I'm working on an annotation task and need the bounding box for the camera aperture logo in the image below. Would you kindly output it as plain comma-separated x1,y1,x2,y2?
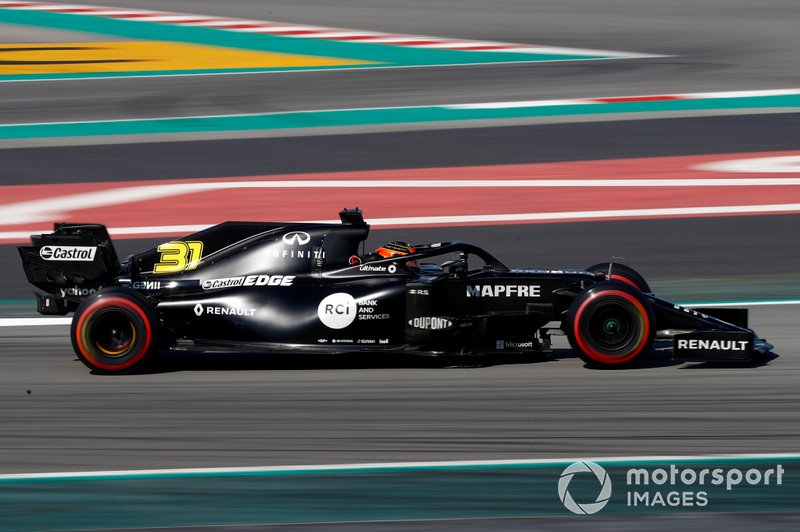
558,461,612,515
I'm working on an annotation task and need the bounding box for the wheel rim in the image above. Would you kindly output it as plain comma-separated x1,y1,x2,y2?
75,295,154,372
587,303,637,352
91,310,137,357
572,288,652,365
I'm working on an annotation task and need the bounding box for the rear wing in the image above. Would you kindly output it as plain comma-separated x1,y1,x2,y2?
17,224,119,314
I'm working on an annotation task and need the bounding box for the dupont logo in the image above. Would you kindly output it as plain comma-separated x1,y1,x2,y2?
282,231,311,246
39,246,97,262
408,317,453,330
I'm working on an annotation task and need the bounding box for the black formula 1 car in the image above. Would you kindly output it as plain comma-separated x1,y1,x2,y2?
18,208,773,373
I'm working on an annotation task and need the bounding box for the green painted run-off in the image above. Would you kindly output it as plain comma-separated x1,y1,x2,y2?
1,456,798,531
1,94,799,139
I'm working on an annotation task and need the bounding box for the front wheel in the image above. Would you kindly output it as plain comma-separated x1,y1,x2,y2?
565,281,655,368
585,262,650,293
70,288,159,374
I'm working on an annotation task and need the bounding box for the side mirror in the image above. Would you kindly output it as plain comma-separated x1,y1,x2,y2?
441,259,467,276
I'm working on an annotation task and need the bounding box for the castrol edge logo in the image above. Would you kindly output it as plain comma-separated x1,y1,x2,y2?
39,246,97,262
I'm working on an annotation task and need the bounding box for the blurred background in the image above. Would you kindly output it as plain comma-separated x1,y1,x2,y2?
1,1,799,529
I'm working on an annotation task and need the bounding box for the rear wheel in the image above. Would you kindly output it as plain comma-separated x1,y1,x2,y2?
565,281,654,368
70,288,159,374
585,262,650,293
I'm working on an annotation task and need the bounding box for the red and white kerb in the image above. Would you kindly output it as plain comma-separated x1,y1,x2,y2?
0,0,654,58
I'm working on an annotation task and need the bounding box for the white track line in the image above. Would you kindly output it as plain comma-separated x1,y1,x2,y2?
0,57,669,84
0,317,71,327
2,87,798,127
1,182,799,226
677,300,800,307
1,452,798,481
446,88,800,109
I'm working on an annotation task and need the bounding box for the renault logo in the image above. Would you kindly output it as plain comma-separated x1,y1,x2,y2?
193,303,204,316
282,231,311,246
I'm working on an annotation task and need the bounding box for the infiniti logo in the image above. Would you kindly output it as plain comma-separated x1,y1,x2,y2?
282,231,311,246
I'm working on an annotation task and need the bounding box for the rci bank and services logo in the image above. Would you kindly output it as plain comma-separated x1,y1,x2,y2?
558,461,612,515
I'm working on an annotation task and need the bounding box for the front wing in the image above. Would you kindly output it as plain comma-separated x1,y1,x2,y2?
649,296,773,362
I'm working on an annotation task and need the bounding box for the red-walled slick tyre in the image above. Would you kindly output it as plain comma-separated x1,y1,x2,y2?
585,262,651,293
565,281,655,368
70,288,159,374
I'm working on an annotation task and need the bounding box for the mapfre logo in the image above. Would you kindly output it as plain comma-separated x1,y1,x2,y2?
39,246,97,262
558,461,612,515
317,292,356,329
282,231,311,246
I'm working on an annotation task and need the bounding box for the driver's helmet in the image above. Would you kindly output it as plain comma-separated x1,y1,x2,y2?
375,241,418,268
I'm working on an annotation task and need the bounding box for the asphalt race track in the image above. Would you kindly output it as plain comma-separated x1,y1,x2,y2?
1,303,798,473
3,113,800,185
1,1,799,529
